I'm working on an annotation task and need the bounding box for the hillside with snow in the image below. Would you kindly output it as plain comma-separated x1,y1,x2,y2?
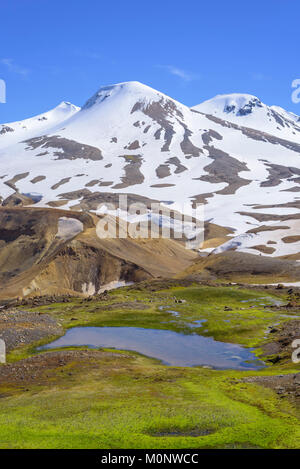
0,81,299,259
0,101,80,149
193,93,300,143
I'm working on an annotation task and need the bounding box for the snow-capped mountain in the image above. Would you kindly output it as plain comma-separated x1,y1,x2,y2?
0,101,80,149
0,81,299,258
193,93,300,143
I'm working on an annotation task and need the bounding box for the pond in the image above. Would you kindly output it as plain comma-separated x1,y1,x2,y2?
41,326,264,370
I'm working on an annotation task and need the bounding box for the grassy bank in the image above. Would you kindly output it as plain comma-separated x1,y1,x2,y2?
0,283,299,448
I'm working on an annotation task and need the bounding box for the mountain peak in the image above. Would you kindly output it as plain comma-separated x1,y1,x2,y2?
192,92,300,142
56,101,80,112
193,93,263,117
81,81,180,112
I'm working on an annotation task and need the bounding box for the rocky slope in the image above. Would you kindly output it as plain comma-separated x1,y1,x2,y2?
0,207,197,300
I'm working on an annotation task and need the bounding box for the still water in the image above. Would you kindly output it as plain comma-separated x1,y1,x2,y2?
42,326,264,370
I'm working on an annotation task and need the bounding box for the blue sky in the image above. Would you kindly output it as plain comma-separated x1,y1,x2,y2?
0,0,300,122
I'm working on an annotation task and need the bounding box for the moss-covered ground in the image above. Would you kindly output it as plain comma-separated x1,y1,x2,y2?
0,283,299,448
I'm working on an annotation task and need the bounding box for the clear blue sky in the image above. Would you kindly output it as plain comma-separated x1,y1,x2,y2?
1,0,300,122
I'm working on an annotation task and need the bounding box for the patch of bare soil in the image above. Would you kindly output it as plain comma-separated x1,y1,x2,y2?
249,245,276,255
0,350,130,387
262,319,300,362
0,310,63,351
181,251,300,283
245,373,300,402
245,319,300,404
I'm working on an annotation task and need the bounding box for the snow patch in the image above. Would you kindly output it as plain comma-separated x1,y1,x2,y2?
56,217,83,241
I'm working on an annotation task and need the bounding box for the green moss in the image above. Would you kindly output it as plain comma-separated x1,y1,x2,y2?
0,354,299,448
1,283,299,448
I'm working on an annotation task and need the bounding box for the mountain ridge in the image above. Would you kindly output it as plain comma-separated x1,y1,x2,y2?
0,81,299,261
0,101,80,149
193,92,300,143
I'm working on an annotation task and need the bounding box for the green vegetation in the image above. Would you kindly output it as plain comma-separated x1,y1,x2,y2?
0,283,299,449
19,284,290,348
0,353,300,449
